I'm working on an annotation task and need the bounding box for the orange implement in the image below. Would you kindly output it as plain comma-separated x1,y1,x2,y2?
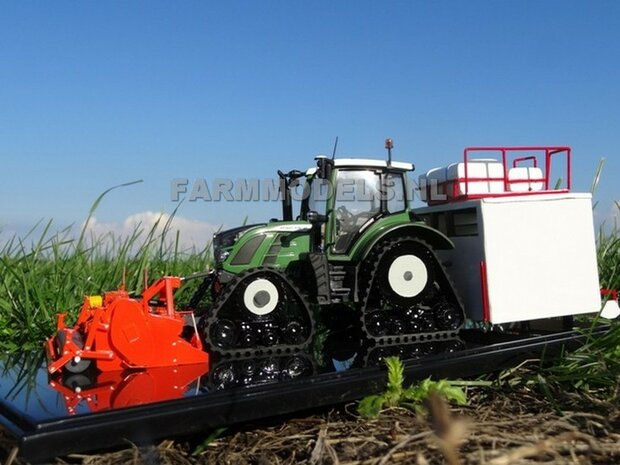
46,277,209,375
49,363,209,415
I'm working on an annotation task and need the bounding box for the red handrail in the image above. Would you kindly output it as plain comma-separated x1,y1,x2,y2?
463,146,571,196
424,146,572,205
513,156,538,168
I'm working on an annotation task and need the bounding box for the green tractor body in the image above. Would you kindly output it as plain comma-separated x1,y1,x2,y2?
202,147,465,357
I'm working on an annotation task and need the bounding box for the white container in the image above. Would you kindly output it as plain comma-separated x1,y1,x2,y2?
416,192,602,323
419,159,505,202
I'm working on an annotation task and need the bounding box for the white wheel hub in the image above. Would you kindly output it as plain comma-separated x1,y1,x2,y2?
243,278,279,315
387,254,428,298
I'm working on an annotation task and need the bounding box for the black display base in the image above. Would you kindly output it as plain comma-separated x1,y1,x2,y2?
0,326,606,463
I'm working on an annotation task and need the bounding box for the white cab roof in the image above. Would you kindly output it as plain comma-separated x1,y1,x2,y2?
334,158,413,170
306,158,413,175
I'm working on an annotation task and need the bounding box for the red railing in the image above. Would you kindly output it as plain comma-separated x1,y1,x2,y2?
464,146,571,194
425,146,571,204
513,155,538,168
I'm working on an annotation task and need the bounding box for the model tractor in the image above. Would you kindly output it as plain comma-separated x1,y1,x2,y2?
193,139,466,358
47,141,617,373
195,142,616,358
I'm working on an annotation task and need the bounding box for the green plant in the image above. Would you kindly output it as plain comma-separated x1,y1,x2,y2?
597,204,620,293
192,427,227,456
357,356,467,418
0,184,214,352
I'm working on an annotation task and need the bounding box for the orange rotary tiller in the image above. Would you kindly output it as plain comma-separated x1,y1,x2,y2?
46,276,209,375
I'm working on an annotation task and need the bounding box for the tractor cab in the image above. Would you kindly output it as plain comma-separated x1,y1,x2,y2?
299,154,414,255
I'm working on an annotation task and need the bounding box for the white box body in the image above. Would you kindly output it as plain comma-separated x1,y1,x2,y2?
416,193,602,324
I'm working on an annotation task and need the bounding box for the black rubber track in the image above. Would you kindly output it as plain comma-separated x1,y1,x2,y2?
359,237,466,346
203,267,315,358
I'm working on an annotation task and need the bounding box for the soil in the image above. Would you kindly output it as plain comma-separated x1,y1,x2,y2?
4,384,618,465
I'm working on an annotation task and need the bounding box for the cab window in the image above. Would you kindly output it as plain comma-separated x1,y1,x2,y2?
385,172,406,213
332,170,381,253
307,177,329,216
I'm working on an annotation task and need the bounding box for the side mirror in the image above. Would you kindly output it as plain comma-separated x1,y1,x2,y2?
288,169,304,179
307,211,327,224
315,156,334,180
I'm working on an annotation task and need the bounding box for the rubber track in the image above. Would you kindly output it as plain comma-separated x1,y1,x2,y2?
363,339,465,367
359,237,466,346
204,267,316,359
207,352,317,390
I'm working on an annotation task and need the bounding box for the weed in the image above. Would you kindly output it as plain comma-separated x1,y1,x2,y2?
357,356,467,418
192,427,227,456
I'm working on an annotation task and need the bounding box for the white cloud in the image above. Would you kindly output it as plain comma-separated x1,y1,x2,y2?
594,202,620,234
82,211,219,252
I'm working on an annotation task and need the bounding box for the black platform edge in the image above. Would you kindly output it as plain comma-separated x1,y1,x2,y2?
2,326,608,463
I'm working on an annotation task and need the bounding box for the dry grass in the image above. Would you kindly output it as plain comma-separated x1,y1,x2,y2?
191,391,620,465
2,387,615,465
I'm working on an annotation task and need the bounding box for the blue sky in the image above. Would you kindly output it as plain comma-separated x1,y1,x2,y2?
1,1,619,245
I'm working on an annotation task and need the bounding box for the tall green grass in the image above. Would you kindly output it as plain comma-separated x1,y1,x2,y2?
591,159,619,292
0,188,213,352
597,204,620,293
